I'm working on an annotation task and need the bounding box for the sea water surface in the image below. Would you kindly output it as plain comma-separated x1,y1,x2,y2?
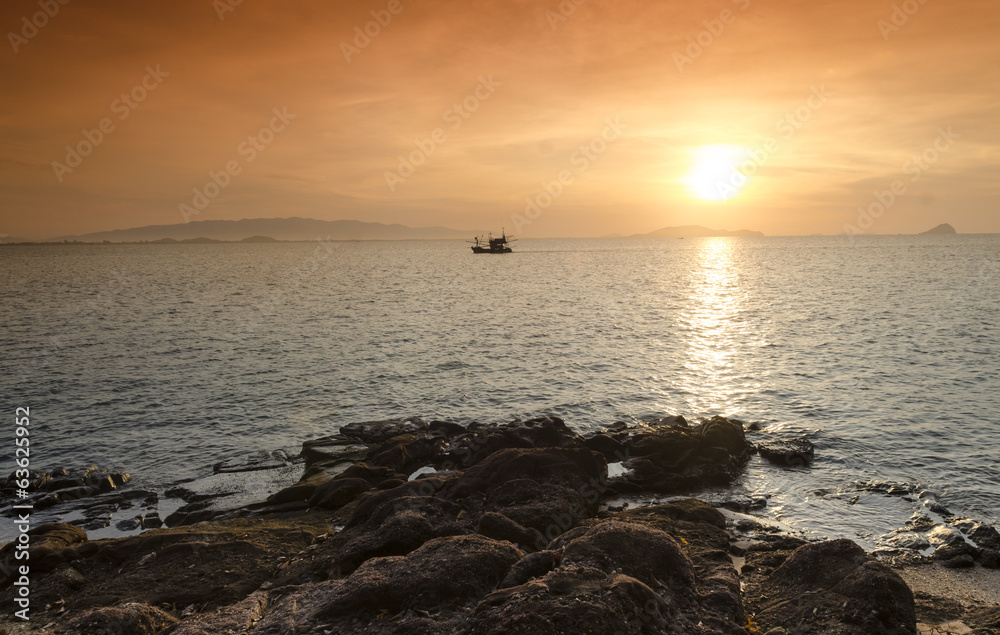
2,235,998,546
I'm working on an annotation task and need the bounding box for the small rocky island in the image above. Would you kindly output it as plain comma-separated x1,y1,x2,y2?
2,416,998,634
919,223,957,235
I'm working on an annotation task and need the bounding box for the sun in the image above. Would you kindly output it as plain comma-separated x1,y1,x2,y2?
682,144,751,201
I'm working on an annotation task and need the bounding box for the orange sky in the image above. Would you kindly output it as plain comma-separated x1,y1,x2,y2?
1,0,998,239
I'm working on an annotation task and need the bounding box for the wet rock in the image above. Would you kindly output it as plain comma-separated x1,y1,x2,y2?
340,416,429,444
141,512,162,529
616,416,752,493
967,522,1000,551
438,416,584,470
58,602,178,634
928,525,967,549
165,486,198,501
933,542,979,562
213,449,290,474
757,437,815,467
884,532,931,551
748,539,916,635
115,517,142,531
583,433,626,461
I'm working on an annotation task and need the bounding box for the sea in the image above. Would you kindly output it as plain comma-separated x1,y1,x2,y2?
2,234,998,547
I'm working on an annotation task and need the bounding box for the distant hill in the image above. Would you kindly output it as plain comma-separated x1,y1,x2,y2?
45,217,473,243
629,225,764,238
919,223,957,235
240,235,280,243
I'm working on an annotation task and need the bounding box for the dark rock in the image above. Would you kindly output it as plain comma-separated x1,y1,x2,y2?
334,494,470,575
367,432,447,474
164,486,197,501
440,417,584,469
308,476,373,510
968,522,1000,551
471,568,678,635
0,523,88,588
58,603,178,634
748,539,916,635
559,520,695,590
757,437,815,467
315,535,523,620
340,416,429,444
933,542,978,561
583,433,626,461
471,514,745,634
478,511,545,551
115,517,142,531
141,513,162,529
980,548,1000,569
427,420,467,436
617,415,752,493
213,449,289,474
498,550,560,588
447,447,607,539
941,554,976,568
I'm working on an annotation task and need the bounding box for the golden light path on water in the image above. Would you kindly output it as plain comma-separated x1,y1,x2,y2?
676,238,752,415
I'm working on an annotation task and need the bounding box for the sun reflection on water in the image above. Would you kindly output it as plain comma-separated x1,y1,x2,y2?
677,238,751,414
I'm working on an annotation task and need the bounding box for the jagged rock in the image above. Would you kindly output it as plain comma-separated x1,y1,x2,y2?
757,437,815,467
469,513,745,634
967,522,1000,551
448,447,607,539
615,416,752,492
748,539,916,634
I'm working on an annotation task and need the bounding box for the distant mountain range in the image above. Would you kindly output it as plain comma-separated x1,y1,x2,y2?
627,225,765,238
39,218,474,243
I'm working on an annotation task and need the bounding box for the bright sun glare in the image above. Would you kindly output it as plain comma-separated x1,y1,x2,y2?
683,144,751,201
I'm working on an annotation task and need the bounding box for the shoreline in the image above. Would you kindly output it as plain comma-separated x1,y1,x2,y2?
2,416,998,633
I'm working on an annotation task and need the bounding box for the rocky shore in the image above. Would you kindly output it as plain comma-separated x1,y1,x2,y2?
2,415,998,634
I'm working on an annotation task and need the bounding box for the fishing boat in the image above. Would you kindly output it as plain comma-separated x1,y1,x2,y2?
470,229,515,253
